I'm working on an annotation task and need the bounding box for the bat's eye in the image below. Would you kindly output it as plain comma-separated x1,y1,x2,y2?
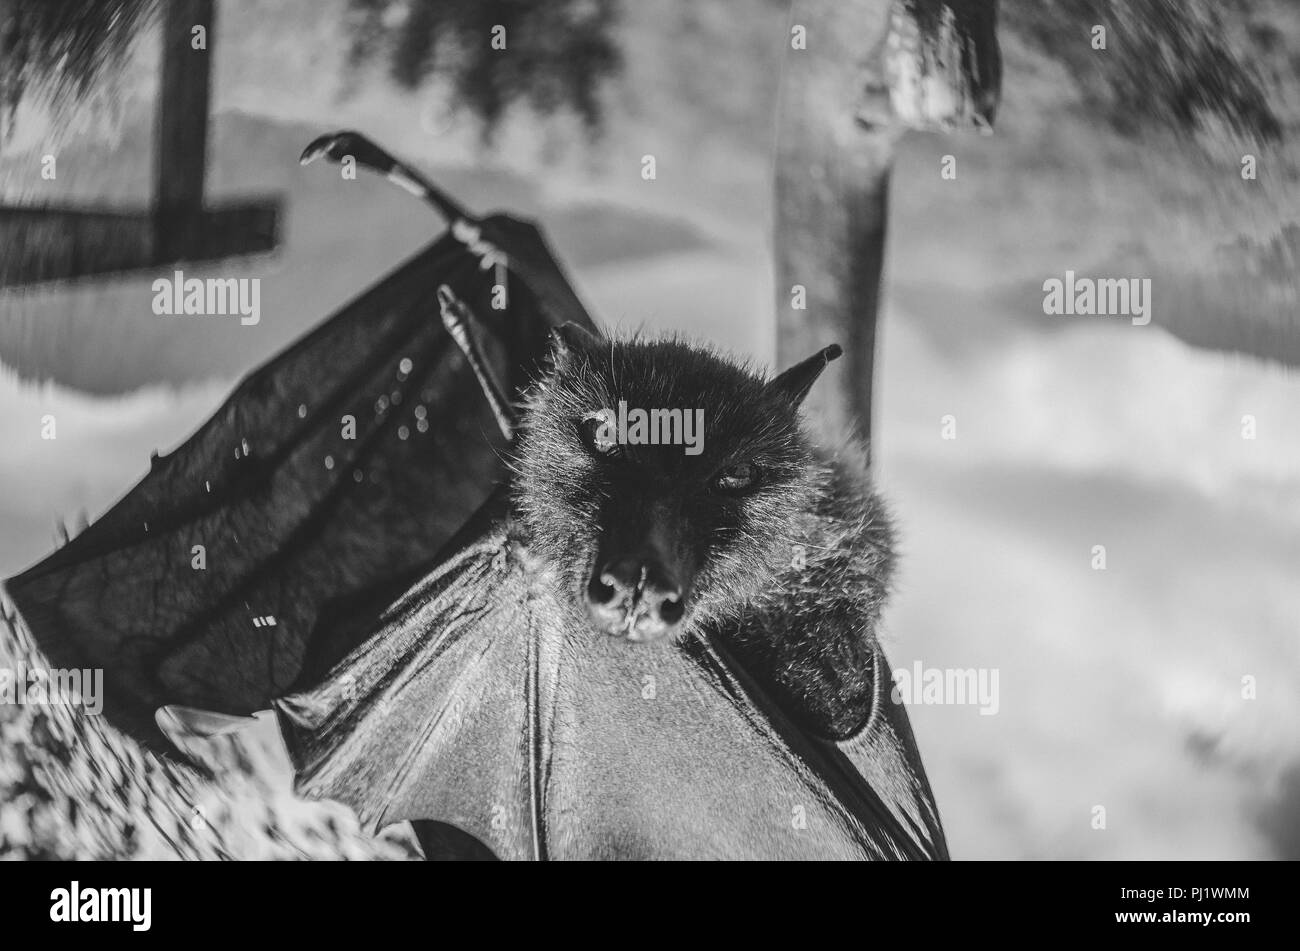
713,461,760,494
577,411,620,457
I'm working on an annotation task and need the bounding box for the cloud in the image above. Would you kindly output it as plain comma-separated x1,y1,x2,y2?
0,367,229,576
876,306,1300,858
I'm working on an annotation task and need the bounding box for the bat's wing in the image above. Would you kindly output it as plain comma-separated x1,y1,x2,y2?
277,513,946,860
824,652,949,859
4,210,597,749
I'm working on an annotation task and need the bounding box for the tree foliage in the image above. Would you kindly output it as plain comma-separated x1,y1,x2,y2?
0,0,157,143
2,1,1286,148
343,0,622,138
1005,0,1284,140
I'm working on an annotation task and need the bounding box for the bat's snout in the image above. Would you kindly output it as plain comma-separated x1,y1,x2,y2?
585,554,686,644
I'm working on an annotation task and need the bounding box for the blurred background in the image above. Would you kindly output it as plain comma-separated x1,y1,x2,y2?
0,0,1297,859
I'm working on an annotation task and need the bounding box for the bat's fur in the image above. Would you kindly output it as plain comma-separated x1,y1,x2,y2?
510,329,895,740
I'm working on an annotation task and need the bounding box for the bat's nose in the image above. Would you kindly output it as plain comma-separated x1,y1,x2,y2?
586,556,685,642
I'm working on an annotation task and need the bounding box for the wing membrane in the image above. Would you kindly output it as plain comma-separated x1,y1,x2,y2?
7,219,596,748
278,521,946,860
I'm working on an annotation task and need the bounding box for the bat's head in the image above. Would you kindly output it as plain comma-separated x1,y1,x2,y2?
513,325,841,644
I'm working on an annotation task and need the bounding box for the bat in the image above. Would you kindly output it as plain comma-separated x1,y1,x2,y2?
7,131,947,860
276,315,948,860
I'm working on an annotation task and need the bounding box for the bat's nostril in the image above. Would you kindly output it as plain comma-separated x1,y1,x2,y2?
658,597,684,626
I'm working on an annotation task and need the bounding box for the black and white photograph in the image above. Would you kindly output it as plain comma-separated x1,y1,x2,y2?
0,0,1294,914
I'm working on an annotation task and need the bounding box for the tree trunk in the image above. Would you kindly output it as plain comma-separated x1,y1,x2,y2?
775,0,1001,453
154,0,214,261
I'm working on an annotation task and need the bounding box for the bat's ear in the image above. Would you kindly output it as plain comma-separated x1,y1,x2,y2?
549,322,602,365
767,344,842,407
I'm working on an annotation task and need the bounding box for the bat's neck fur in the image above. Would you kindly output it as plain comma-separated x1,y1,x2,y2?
723,441,894,739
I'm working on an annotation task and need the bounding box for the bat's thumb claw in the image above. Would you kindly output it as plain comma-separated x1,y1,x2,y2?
299,133,340,166
299,130,372,166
